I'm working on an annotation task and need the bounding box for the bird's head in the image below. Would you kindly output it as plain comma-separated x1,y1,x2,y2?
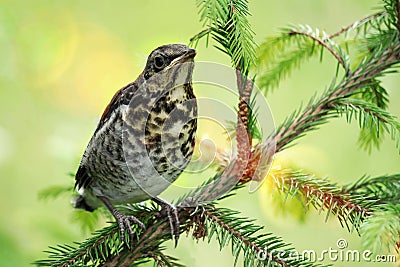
143,44,196,81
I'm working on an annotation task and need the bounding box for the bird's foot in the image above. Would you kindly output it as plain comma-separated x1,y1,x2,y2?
114,209,145,241
152,197,180,247
99,196,145,242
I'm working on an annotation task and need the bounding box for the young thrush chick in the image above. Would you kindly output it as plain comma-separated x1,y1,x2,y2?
73,44,197,244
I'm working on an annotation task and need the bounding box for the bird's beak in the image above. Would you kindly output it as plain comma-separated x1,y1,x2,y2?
168,48,197,68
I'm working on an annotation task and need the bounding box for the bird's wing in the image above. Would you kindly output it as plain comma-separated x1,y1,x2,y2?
75,81,139,190
95,81,137,132
74,164,90,190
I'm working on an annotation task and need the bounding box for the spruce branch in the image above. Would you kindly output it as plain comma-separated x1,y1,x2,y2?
360,203,400,253
256,11,392,93
202,206,325,267
344,174,400,204
236,70,254,180
383,0,400,30
256,23,352,94
269,39,400,153
333,97,400,150
265,167,400,251
191,0,257,74
148,250,185,267
34,204,157,267
36,204,325,267
288,26,349,72
356,79,389,109
329,12,387,39
256,31,319,93
101,219,178,266
191,0,258,161
34,225,120,266
266,168,370,232
351,79,390,151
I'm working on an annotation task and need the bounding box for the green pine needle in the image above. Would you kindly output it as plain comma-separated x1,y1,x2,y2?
360,203,400,253
344,174,400,204
333,97,400,153
203,206,326,267
192,0,256,74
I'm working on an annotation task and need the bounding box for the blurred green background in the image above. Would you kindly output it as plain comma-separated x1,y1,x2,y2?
0,0,399,266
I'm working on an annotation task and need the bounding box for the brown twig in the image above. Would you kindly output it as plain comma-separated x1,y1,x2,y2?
329,12,385,39
289,29,348,72
283,174,369,230
235,69,253,181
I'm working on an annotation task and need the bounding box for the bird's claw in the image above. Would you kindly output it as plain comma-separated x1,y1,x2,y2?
153,197,180,247
114,211,145,241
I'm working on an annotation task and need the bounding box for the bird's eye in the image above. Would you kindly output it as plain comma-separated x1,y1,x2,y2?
154,55,165,69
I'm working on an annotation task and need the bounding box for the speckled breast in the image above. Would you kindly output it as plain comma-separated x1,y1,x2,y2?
120,82,197,202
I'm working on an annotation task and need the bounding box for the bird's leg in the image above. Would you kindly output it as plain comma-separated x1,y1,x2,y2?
152,197,180,247
99,196,145,241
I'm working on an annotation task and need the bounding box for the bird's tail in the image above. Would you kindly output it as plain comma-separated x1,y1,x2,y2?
72,195,96,212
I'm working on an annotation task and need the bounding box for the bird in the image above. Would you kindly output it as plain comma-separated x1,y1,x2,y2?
72,44,197,244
